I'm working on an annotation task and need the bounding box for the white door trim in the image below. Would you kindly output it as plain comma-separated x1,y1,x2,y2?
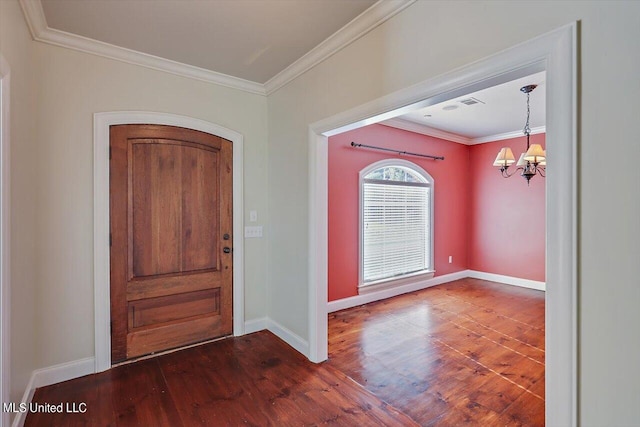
308,24,577,426
0,53,12,427
94,111,245,373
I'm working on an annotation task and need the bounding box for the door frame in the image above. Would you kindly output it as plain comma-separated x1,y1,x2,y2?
94,111,245,372
308,24,577,425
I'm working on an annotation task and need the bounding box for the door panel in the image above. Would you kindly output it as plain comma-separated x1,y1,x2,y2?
181,143,219,271
127,289,220,329
126,274,221,301
110,124,232,363
126,316,222,359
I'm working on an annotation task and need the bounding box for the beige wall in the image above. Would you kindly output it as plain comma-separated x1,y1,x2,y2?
267,1,640,425
0,0,39,412
32,44,269,369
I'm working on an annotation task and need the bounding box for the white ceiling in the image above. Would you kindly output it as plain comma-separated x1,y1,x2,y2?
392,71,546,143
40,0,377,84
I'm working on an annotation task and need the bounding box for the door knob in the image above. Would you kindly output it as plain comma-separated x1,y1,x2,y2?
223,247,231,254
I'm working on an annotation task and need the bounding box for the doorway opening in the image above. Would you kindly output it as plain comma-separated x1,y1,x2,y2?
327,70,547,307
325,70,547,424
308,24,577,425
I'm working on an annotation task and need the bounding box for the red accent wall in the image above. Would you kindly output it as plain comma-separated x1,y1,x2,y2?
328,124,470,301
328,125,546,302
468,134,546,282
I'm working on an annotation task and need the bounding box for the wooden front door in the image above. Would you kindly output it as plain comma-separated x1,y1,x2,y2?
110,124,233,363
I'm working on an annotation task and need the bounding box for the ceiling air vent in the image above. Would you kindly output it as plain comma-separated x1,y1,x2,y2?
458,97,485,106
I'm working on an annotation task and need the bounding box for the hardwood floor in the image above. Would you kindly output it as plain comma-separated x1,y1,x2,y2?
25,331,416,426
26,278,544,426
328,278,545,426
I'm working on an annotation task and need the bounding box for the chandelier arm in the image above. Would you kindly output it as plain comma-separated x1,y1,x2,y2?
537,167,546,178
501,166,524,178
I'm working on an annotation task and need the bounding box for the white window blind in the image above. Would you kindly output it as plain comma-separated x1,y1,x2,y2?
363,178,431,283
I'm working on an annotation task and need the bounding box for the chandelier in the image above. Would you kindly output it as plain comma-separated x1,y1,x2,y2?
493,84,545,184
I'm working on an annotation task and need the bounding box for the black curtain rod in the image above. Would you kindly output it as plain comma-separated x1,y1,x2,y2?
350,142,444,161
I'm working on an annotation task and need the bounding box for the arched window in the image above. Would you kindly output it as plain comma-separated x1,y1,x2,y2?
359,159,434,291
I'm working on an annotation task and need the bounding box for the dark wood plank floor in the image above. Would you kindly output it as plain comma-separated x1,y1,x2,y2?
26,278,544,426
328,278,545,426
26,331,417,426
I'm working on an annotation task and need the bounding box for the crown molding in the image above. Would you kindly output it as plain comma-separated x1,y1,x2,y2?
18,0,47,38
19,0,415,97
18,0,266,96
382,118,546,145
264,0,416,95
471,125,546,144
381,118,472,145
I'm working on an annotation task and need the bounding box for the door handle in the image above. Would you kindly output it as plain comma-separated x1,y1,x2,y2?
223,247,231,254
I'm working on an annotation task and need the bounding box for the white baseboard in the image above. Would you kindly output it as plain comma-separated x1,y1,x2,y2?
265,319,310,358
327,269,546,313
11,374,35,427
244,317,268,334
32,357,95,389
327,270,469,313
11,357,95,427
244,316,309,359
466,270,546,291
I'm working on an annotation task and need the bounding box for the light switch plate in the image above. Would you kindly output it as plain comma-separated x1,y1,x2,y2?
244,226,263,238
249,210,257,222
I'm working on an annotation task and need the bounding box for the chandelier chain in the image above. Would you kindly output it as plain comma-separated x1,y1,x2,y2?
523,91,531,136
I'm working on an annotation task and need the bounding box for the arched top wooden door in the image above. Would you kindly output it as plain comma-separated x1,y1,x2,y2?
110,124,233,363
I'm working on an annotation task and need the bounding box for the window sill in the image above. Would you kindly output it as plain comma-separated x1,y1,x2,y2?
358,270,435,295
